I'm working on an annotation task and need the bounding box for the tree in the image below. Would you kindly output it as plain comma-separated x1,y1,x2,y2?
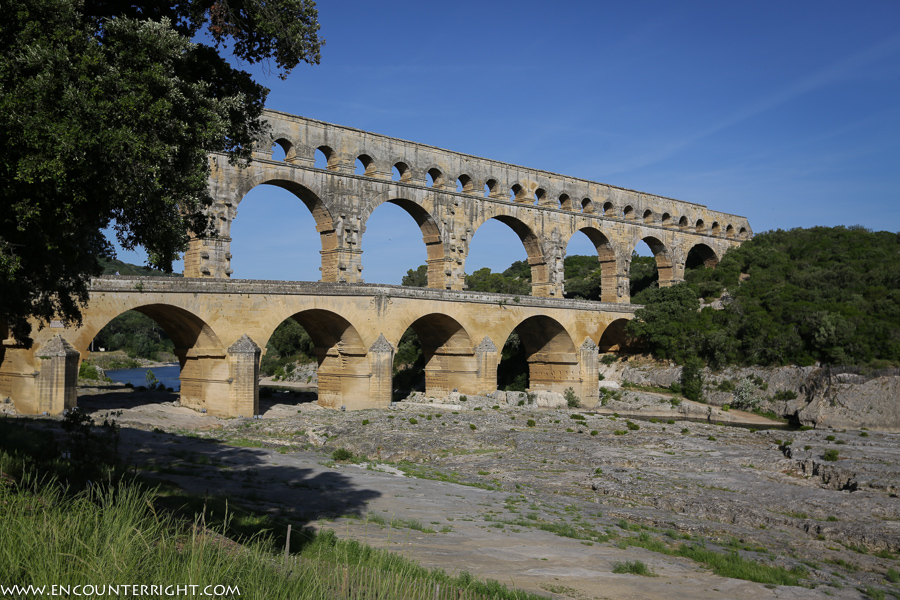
1,0,323,343
401,265,428,287
465,267,531,295
625,284,703,363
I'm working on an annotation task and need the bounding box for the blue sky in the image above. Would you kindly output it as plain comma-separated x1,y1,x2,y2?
112,1,900,284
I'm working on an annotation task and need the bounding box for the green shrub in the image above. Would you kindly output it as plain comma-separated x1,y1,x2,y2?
862,586,886,600
408,418,418,425
860,431,869,437
594,468,603,475
886,568,900,583
625,421,639,431
716,379,736,392
564,387,581,408
731,378,760,410
569,413,586,421
78,362,102,381
590,430,598,436
459,395,467,402
613,430,627,436
526,419,536,427
612,560,654,576
469,424,477,431
773,390,798,401
144,370,166,392
826,435,836,441
680,428,690,435
680,356,704,402
708,435,716,441
600,354,617,365
332,448,353,461
361,419,370,426
823,449,839,461
667,419,675,424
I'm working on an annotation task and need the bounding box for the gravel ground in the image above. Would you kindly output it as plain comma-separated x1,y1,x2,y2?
16,385,898,600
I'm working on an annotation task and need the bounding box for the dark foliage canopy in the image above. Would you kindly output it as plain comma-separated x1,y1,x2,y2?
628,226,900,369
1,0,322,343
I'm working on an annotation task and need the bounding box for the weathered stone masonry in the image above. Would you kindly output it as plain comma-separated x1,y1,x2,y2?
188,108,752,303
1,109,751,417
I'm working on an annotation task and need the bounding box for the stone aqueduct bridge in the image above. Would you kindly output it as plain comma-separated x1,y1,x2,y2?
1,109,751,417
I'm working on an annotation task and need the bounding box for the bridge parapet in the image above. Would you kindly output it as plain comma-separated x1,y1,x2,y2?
88,277,638,313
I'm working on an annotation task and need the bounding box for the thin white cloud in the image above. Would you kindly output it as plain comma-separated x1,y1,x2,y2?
599,32,900,178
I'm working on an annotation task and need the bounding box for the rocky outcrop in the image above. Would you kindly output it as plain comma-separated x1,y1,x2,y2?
602,358,900,432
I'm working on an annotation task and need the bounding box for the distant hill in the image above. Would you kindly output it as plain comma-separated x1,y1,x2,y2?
99,258,182,277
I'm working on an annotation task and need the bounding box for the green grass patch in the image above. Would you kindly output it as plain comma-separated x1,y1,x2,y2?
612,560,655,576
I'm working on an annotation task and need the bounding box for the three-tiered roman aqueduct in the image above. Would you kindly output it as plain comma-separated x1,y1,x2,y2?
0,109,751,417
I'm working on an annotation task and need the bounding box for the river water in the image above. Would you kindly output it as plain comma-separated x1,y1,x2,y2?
105,364,181,391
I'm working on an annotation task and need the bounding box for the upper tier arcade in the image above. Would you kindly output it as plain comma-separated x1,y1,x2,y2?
187,109,751,302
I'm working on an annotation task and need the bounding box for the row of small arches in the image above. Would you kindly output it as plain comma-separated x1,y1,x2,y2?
269,139,749,239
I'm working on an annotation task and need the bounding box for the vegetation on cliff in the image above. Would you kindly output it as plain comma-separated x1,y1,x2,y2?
629,226,900,369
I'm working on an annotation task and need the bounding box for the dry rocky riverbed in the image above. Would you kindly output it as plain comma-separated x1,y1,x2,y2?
13,384,900,600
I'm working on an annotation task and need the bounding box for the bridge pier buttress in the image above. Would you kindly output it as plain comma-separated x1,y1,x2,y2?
0,336,79,415
177,347,232,415
474,337,500,394
226,335,261,418
317,343,373,410
578,338,601,408
527,352,582,398
366,335,394,409
424,350,478,397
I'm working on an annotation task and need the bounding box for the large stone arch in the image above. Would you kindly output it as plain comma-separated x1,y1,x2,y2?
1,303,257,417
359,195,447,288
80,304,229,413
597,318,638,353
399,313,476,396
263,309,373,410
567,226,623,303
467,213,552,297
503,315,580,395
685,242,720,270
232,177,340,280
631,235,675,289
